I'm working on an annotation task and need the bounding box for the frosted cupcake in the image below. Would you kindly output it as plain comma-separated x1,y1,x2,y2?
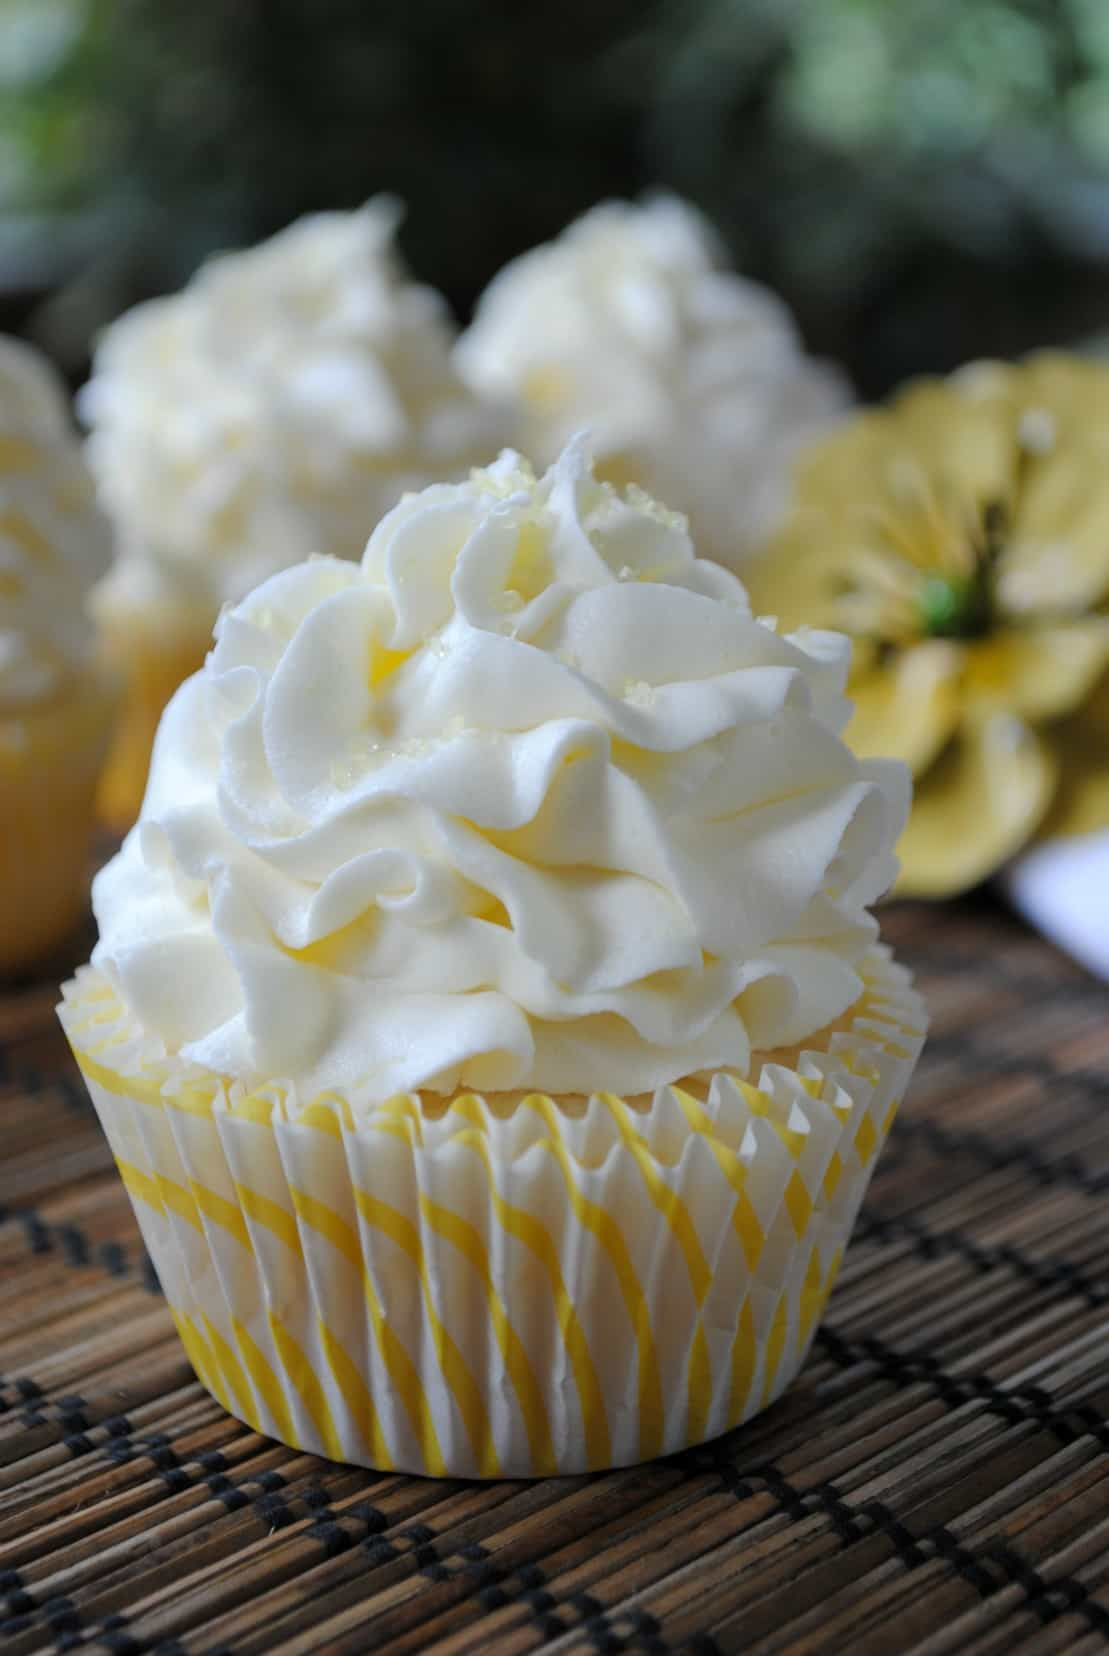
82,198,506,828
60,441,926,1475
457,196,848,570
0,336,115,974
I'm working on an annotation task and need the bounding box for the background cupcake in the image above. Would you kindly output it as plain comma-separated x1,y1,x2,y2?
81,197,508,829
61,441,925,1475
456,195,849,571
0,335,115,973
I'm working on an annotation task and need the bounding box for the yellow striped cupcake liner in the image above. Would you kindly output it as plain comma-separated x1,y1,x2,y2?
58,946,926,1476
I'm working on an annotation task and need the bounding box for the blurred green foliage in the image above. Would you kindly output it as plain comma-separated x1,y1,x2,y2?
3,0,1109,391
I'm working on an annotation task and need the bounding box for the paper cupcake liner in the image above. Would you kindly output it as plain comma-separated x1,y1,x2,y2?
59,947,926,1476
1,670,116,974
94,604,210,833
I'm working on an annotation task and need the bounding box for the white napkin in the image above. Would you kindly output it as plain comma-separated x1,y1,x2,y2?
1003,830,1109,980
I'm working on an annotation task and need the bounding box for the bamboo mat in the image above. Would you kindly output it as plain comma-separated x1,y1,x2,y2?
2,897,1109,1655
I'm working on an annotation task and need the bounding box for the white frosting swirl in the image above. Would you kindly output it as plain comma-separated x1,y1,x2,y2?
81,198,506,612
92,440,906,1102
457,195,849,566
0,335,111,709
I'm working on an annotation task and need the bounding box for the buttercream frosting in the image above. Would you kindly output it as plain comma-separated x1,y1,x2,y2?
91,440,907,1101
0,335,111,709
456,195,848,567
81,198,506,613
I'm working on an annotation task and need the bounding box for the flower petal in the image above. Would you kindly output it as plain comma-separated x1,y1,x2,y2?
884,374,1016,511
962,620,1109,722
1037,672,1109,842
999,457,1109,614
847,640,963,775
745,512,846,632
896,716,1057,898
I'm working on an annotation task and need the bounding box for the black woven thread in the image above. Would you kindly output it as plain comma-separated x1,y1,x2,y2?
0,1384,119,1439
0,1369,91,1435
888,1113,1109,1196
356,1518,667,1649
19,1209,52,1255
355,1513,666,1649
683,1448,1109,1639
2,1468,304,1634
880,992,1108,1178
816,1326,1109,1449
0,1053,92,1118
909,1030,1109,1127
2,1463,331,1629
0,1204,160,1292
1,1469,656,1653
987,1544,1109,1634
0,1451,303,1626
53,1620,236,1656
854,1209,1109,1308
1,1602,134,1650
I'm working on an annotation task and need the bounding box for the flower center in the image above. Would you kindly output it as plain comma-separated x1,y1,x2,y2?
835,495,1005,648
916,496,1006,640
918,569,992,640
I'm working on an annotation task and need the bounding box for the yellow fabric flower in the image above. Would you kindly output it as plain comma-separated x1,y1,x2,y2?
749,354,1109,898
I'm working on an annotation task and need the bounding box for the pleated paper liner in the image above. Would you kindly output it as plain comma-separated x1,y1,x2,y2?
58,946,926,1477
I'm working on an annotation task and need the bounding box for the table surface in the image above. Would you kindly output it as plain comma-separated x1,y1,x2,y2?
2,897,1108,1656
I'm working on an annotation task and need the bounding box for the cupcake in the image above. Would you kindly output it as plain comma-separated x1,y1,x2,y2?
60,441,926,1475
81,197,507,829
0,335,115,975
456,195,848,570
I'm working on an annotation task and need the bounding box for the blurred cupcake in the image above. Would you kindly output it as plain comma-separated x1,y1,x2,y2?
456,195,848,569
60,441,925,1475
0,336,115,973
749,354,1109,898
82,197,507,829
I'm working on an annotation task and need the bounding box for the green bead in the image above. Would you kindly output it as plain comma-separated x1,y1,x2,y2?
918,574,989,639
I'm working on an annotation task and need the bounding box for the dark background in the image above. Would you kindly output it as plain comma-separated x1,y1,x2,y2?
4,0,1109,394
